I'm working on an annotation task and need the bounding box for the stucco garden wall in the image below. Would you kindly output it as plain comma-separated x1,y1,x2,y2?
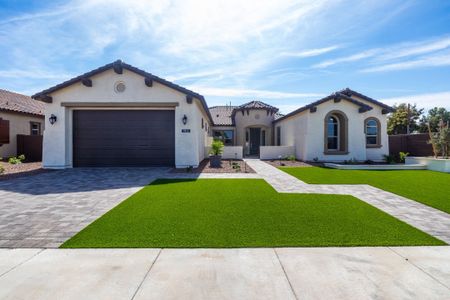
260,146,295,160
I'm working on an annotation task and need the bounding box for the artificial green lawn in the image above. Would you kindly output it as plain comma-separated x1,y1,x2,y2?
280,167,450,214
61,179,444,248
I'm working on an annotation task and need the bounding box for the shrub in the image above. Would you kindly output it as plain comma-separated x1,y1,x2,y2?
344,158,359,165
285,155,296,161
209,140,224,156
399,152,409,163
383,154,396,164
8,154,25,165
0,164,4,174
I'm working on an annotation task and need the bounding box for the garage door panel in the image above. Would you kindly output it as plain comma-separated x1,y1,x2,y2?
73,110,175,167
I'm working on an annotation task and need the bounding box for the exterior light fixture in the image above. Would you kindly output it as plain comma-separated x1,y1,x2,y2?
49,114,57,125
182,114,188,125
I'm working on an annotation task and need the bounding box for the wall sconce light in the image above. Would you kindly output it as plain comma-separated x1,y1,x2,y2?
49,114,57,125
182,114,188,125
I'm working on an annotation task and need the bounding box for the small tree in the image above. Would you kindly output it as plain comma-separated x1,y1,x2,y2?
428,120,450,158
210,139,224,156
387,103,423,135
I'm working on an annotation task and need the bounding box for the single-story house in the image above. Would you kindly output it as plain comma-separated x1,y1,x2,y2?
32,60,394,168
0,89,44,158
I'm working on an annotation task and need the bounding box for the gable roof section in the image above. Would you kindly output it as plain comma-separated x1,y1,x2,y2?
0,89,44,116
274,91,383,123
339,88,395,112
31,60,213,123
209,106,237,126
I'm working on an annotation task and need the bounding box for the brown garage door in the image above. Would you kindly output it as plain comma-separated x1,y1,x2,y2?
73,110,175,167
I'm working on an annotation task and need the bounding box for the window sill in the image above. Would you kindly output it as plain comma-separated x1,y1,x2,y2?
323,151,349,155
366,145,382,149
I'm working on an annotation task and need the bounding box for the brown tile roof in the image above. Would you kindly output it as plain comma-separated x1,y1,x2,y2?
0,89,44,116
209,106,237,125
237,100,279,111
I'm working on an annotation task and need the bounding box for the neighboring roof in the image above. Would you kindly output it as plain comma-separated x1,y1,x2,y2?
211,101,281,126
274,89,394,123
0,89,44,116
31,60,213,123
209,106,237,126
273,112,284,121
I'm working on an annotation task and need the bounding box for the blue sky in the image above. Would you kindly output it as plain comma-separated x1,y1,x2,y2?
0,0,449,114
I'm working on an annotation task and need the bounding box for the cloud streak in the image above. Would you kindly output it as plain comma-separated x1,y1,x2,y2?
314,35,450,72
281,45,340,58
188,86,324,99
382,91,450,110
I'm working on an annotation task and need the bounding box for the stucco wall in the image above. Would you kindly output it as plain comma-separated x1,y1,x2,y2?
260,146,295,160
0,111,44,158
274,97,389,162
42,68,208,168
275,112,309,160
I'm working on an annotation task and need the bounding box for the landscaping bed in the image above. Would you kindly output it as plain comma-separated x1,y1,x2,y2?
0,161,48,180
171,159,255,173
61,179,444,248
280,167,450,214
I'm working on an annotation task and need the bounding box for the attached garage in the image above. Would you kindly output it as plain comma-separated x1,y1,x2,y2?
32,60,213,169
73,110,175,167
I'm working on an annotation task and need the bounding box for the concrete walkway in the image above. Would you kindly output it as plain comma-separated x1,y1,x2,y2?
245,159,450,244
0,247,448,299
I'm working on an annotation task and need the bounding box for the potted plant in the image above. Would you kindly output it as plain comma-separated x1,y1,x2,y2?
209,140,224,168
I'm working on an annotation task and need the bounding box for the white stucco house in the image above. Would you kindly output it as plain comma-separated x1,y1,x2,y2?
32,60,394,168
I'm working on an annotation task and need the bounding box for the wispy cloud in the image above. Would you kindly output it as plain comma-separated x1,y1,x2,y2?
314,35,450,71
362,51,450,72
281,45,340,58
0,69,72,79
188,86,323,99
313,49,377,68
382,91,450,110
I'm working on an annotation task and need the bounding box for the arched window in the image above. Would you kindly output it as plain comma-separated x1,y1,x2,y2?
327,116,339,150
324,111,348,153
365,118,381,147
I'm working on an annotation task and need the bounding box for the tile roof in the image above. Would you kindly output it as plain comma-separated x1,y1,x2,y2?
209,106,237,125
0,89,44,116
273,112,284,120
237,100,279,111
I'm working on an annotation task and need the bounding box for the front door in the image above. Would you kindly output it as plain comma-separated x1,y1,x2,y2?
249,128,261,155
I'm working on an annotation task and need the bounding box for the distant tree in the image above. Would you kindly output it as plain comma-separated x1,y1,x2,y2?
387,103,424,135
418,107,450,133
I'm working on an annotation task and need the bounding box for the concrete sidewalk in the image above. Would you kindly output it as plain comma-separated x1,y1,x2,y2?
0,247,448,299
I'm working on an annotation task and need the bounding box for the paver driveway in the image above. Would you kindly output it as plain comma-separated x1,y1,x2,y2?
0,168,168,248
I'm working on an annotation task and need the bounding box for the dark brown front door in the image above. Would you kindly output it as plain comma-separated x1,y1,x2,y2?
73,110,175,167
249,128,261,155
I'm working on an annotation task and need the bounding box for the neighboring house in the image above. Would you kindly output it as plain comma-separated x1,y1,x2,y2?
32,60,394,168
0,89,44,158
